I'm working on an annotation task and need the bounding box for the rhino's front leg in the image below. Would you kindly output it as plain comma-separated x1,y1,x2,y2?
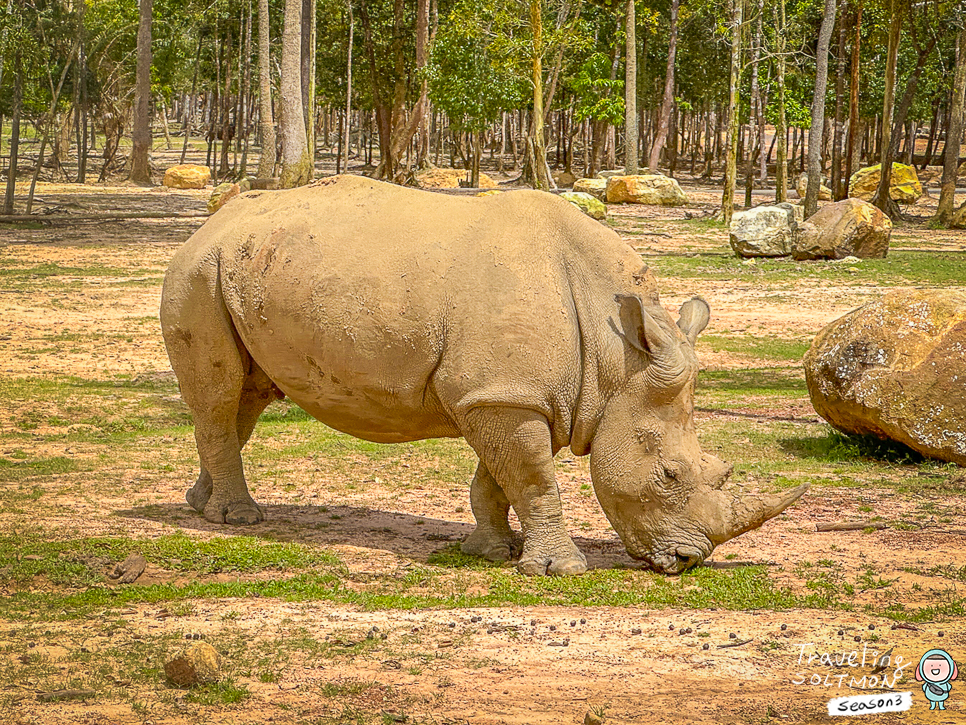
463,408,587,576
461,462,522,562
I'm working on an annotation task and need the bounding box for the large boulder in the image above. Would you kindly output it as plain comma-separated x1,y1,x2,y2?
804,289,966,465
791,198,891,260
605,175,688,206
795,173,832,201
573,178,608,200
415,168,496,189
207,182,241,213
848,163,922,203
560,191,607,221
728,203,802,258
163,164,212,190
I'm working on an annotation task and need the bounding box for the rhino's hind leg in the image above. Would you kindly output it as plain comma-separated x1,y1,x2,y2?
162,266,275,526
461,462,522,562
463,408,587,576
184,372,279,515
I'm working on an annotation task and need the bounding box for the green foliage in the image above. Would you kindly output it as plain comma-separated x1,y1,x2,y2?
427,0,526,133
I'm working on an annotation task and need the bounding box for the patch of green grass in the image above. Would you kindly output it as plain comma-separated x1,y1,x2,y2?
781,429,925,465
0,456,79,482
653,250,966,287
0,530,345,587
700,334,810,362
183,679,250,705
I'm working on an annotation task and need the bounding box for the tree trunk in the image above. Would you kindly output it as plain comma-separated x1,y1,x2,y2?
721,0,742,225
301,0,317,175
804,0,836,218
647,0,678,172
181,34,203,164
624,0,638,174
831,11,847,199
239,0,254,177
342,1,354,173
2,53,21,215
130,0,154,184
744,0,763,208
845,1,862,187
525,0,553,189
871,2,902,218
936,27,966,225
256,0,277,178
280,0,311,187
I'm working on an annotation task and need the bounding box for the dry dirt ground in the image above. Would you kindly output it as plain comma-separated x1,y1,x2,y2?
2,177,966,725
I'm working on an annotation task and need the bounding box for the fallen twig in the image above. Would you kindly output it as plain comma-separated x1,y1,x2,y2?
816,522,888,532
717,637,753,649
37,689,95,702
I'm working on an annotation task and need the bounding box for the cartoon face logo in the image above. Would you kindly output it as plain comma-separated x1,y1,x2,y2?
916,649,958,711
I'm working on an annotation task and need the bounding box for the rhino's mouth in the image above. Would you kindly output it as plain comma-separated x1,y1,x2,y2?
635,544,708,575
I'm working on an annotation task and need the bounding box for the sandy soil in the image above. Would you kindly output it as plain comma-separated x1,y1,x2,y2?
2,178,966,724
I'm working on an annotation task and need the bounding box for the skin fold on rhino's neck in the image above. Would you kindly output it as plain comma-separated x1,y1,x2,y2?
563,256,652,457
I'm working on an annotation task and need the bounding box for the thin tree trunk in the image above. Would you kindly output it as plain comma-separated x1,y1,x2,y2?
624,0,638,174
130,0,154,184
872,1,902,218
744,0,763,207
342,1,354,173
181,34,203,164
280,0,311,187
721,0,742,225
804,0,836,218
526,0,553,189
256,0,277,178
301,0,317,175
2,54,21,215
239,0,254,177
647,0,679,172
845,1,862,187
936,27,966,224
831,11,846,199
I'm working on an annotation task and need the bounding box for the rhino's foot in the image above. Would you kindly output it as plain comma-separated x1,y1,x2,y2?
461,528,522,563
517,544,587,577
203,497,265,525
186,473,213,513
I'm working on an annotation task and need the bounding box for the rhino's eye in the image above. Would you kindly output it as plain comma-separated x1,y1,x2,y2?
663,465,680,481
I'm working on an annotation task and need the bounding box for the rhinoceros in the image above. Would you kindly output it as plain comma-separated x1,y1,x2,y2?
160,175,806,575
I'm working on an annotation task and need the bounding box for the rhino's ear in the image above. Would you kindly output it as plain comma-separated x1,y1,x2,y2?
677,297,710,345
616,294,674,355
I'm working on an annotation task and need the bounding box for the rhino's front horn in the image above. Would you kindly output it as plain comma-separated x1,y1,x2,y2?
710,484,809,545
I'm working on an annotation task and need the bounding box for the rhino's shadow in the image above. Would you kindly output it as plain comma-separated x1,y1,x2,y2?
119,502,638,571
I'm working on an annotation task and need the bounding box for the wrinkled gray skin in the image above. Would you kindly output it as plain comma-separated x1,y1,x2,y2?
161,176,806,575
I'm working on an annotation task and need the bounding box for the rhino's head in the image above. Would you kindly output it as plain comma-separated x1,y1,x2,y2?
588,295,807,574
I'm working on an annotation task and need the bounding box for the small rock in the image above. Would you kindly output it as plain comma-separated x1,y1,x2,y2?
939,631,945,637
162,164,212,190
570,621,577,627
703,643,710,650
631,628,642,636
838,630,844,636
854,636,862,642
729,633,737,639
109,554,146,584
781,624,788,631
207,182,241,213
584,709,605,725
868,624,875,630
164,642,221,687
580,618,586,625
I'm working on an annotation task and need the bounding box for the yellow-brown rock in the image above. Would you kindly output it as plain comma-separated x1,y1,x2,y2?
804,289,966,465
573,178,607,200
207,183,241,213
848,163,922,203
415,168,496,189
791,198,891,260
605,175,688,206
952,203,966,230
794,173,832,201
163,164,212,190
164,642,222,687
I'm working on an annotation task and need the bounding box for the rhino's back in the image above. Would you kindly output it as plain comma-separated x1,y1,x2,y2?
175,176,634,443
